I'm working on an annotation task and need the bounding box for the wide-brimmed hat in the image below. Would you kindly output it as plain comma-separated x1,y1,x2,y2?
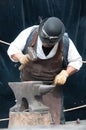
38,17,65,45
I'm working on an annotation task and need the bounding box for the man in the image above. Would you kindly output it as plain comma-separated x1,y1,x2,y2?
7,16,82,124
7,17,82,84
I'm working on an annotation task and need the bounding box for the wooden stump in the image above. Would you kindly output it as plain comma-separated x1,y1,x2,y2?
8,112,52,128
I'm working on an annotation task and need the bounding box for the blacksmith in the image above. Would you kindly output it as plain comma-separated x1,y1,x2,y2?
7,17,82,124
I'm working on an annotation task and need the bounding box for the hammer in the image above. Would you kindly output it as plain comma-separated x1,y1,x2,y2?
19,47,37,70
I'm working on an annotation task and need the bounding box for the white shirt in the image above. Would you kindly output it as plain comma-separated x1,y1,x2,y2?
7,25,82,70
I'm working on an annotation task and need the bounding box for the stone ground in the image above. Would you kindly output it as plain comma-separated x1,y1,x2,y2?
3,120,86,130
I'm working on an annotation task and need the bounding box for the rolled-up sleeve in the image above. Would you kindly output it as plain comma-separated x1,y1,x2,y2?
7,26,38,62
67,38,83,70
7,30,27,62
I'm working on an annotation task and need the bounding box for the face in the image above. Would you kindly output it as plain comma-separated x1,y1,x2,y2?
39,26,61,47
40,30,59,45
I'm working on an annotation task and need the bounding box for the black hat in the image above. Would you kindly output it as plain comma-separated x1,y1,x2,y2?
38,17,65,45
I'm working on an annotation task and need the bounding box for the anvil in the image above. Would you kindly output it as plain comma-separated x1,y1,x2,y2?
8,81,54,113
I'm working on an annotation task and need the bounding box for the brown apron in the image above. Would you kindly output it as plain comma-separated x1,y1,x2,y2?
20,41,63,82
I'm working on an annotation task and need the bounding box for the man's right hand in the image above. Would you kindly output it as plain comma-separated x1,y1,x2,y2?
19,54,30,65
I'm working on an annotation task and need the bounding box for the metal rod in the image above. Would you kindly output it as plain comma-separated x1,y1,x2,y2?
0,118,9,122
0,40,10,46
64,104,86,112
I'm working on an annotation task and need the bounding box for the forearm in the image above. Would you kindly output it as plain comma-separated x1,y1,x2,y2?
11,53,24,62
66,66,78,76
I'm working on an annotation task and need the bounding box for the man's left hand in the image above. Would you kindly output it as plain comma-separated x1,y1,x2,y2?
54,70,68,86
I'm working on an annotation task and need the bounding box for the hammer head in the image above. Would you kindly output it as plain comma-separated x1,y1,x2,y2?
27,47,37,61
18,47,37,70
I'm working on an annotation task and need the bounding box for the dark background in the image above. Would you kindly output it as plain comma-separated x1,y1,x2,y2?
0,0,86,128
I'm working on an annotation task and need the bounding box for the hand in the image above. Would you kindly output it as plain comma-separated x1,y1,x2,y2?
19,54,30,65
54,70,68,86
